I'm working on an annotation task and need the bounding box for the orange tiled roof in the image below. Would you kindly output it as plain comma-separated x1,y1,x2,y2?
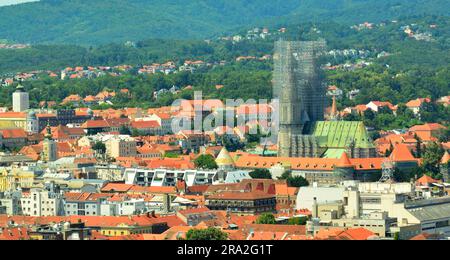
274,183,298,196
337,152,353,168
0,129,27,139
443,142,450,151
442,151,450,164
207,191,275,200
0,227,30,240
389,144,417,162
410,123,446,132
101,183,134,193
406,98,431,108
343,228,377,240
416,175,438,186
0,112,27,118
235,155,384,171
82,120,110,129
130,120,161,129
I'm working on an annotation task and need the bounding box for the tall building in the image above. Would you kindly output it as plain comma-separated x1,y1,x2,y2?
274,40,327,157
12,84,29,112
42,124,57,162
274,40,376,158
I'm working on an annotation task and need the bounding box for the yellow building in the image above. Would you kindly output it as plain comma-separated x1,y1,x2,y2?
215,147,235,170
0,112,27,131
0,167,35,192
100,223,157,237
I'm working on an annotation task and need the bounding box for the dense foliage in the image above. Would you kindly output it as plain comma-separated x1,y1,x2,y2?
256,213,276,225
0,0,448,45
287,217,308,226
279,171,309,188
193,154,218,170
0,16,447,134
185,227,228,241
249,169,272,180
2,15,449,74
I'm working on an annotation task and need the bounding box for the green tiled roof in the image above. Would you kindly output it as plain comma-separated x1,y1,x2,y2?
322,148,347,159
312,121,374,149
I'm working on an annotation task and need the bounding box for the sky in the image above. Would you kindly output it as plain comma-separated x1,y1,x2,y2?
0,0,38,6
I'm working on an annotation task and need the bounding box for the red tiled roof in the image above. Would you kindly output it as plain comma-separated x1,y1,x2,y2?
406,98,431,108
82,120,110,129
177,207,210,216
274,183,298,196
101,183,134,193
344,228,376,240
410,123,446,132
207,191,275,200
130,121,161,129
64,193,113,202
0,227,30,240
235,154,385,172
389,144,416,162
337,152,353,168
416,175,439,186
128,185,177,194
0,215,170,229
0,112,26,118
243,224,306,236
0,129,27,139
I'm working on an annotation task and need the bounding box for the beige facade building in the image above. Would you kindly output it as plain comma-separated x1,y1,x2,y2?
302,182,450,239
105,136,137,158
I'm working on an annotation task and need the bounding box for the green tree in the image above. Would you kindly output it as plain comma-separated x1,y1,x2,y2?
92,142,106,154
164,152,180,158
256,213,276,225
288,217,308,225
249,169,272,179
421,142,445,179
119,125,131,135
414,134,422,158
287,176,310,188
185,228,228,241
194,154,218,169
278,171,309,187
131,128,142,137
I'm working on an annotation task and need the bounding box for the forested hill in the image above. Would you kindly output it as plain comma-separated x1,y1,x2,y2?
0,0,448,45
0,15,448,75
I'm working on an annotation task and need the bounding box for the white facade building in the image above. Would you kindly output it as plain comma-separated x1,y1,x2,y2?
12,85,29,112
20,189,64,217
124,168,221,187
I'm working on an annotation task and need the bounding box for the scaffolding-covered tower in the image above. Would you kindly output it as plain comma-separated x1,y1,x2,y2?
274,40,327,157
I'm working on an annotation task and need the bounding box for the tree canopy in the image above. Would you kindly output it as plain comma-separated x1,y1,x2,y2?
194,154,218,170
185,228,228,241
249,169,272,179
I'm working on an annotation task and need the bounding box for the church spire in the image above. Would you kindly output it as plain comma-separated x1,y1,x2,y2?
45,122,52,140
330,95,338,120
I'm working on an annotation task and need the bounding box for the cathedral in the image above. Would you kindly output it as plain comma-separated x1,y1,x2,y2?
274,40,376,159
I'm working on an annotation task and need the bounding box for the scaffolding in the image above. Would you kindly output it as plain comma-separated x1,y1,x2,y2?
274,40,327,157
379,158,395,183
